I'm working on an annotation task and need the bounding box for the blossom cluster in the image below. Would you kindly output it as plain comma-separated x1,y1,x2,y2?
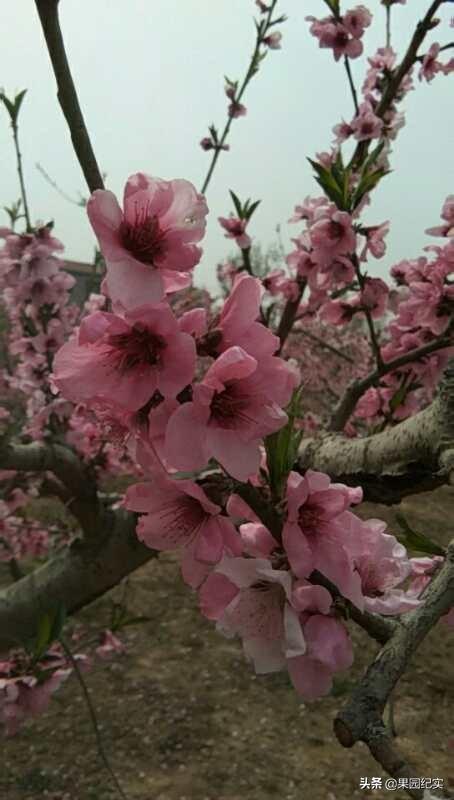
53,172,299,482
306,6,372,62
0,629,124,735
125,466,438,699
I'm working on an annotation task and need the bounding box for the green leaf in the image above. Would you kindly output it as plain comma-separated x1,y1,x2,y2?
395,513,446,557
245,199,261,221
114,615,152,631
265,388,303,498
49,603,67,643
308,158,348,209
34,613,52,660
229,189,243,219
0,89,27,125
13,89,27,119
352,168,390,209
362,140,385,175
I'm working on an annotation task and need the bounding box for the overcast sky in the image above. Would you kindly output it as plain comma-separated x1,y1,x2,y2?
1,1,453,291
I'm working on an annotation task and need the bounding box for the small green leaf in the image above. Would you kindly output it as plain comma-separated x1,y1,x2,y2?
14,89,27,119
34,613,52,659
229,189,243,219
265,388,303,498
395,513,446,557
0,93,15,120
114,615,152,631
352,168,390,209
245,199,261,220
0,89,27,125
362,140,385,175
49,603,67,643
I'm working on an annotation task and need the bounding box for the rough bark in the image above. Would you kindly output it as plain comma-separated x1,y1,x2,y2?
334,540,454,800
0,507,156,652
299,363,454,501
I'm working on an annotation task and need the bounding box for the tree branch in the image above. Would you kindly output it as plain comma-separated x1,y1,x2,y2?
0,506,156,653
277,278,306,352
0,440,103,539
200,0,279,195
299,361,454,499
329,327,453,432
34,0,104,193
334,539,454,800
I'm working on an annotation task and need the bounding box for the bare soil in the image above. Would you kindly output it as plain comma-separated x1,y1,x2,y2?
1,487,454,800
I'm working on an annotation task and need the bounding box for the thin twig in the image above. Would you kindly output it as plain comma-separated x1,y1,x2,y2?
59,636,129,800
350,0,444,170
34,0,104,193
344,57,359,115
298,328,355,364
276,278,307,352
329,323,454,431
36,161,85,206
12,120,32,230
200,0,278,194
352,254,383,371
240,246,254,275
386,4,391,49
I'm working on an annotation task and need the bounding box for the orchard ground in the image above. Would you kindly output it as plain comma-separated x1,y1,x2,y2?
1,486,453,800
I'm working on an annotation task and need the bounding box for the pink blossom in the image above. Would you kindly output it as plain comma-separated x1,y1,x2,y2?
287,615,353,699
310,209,356,267
343,6,372,39
419,43,442,82
361,221,390,259
125,477,241,586
200,555,307,672
228,101,247,119
306,17,364,62
96,630,125,659
426,196,454,238
348,519,419,614
360,277,389,319
332,119,353,144
215,274,280,358
368,46,396,71
282,470,364,609
87,172,208,308
200,136,229,152
218,215,251,249
289,197,328,224
355,387,383,419
350,104,383,142
165,346,296,480
53,304,195,411
263,31,282,49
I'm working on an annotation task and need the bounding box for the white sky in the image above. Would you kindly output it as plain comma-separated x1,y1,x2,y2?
1,1,453,292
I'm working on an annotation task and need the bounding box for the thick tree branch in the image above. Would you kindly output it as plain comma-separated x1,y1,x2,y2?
299,362,454,501
334,539,454,800
0,440,103,538
34,0,104,193
0,507,156,653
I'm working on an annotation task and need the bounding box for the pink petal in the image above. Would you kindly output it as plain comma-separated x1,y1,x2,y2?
199,572,239,619
282,522,315,578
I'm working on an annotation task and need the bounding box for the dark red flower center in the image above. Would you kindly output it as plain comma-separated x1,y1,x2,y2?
334,30,349,48
210,386,252,429
328,221,345,243
107,323,166,373
298,504,322,536
119,204,167,265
